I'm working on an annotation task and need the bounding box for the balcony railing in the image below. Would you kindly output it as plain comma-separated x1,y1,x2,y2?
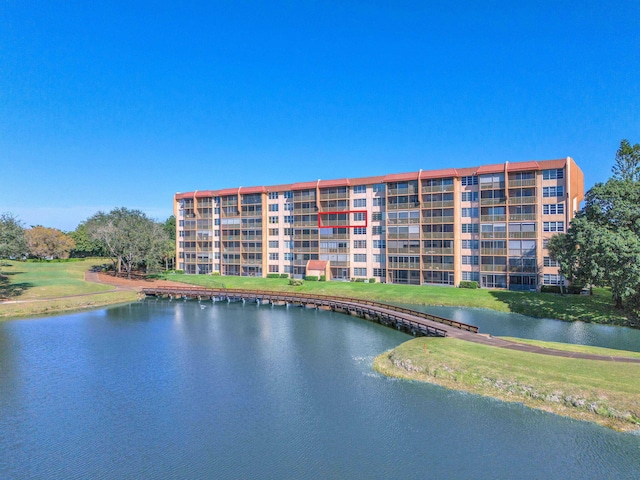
509,214,536,221
480,214,506,222
293,207,318,214
387,202,421,210
508,178,536,187
508,197,537,205
421,200,454,208
480,181,505,190
481,232,507,239
509,231,537,239
422,216,454,224
319,192,349,200
422,263,454,271
479,198,506,206
293,234,319,240
387,247,421,254
422,248,454,255
387,233,420,240
480,265,508,272
387,188,419,196
387,262,421,269
387,218,421,225
293,220,318,227
421,185,455,193
481,248,507,255
422,232,455,239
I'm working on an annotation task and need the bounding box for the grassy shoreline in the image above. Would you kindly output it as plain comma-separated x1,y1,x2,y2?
373,337,640,432
163,274,637,327
0,259,139,320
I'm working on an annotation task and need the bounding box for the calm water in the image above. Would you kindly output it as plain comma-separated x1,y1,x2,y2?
1,300,639,479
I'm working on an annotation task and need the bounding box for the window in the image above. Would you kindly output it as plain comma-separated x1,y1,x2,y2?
373,184,386,193
462,255,479,265
544,256,559,267
268,228,279,236
269,216,279,224
353,268,367,277
461,207,479,217
214,252,220,259
284,253,293,260
284,203,293,211
543,239,550,249
372,212,382,221
543,274,564,285
268,192,278,199
353,212,366,222
461,175,478,186
373,198,385,206
461,191,478,202
543,221,565,232
284,216,294,223
543,169,564,180
284,240,294,249
462,239,479,249
372,226,385,235
543,203,565,215
283,228,293,235
462,223,479,233
353,227,366,235
462,271,479,282
284,265,293,273
353,254,367,262
373,254,383,263
269,253,279,260
373,268,386,277
283,191,293,199
543,186,565,198
373,240,386,249
353,198,366,208
268,204,279,212
268,265,279,272
353,240,366,248
268,240,279,248
353,185,366,194
214,218,220,225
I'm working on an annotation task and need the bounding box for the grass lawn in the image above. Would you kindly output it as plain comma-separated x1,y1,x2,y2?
373,337,640,431
0,259,138,320
164,274,634,326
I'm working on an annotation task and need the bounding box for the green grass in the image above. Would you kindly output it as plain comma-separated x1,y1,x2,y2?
0,259,137,319
163,274,634,325
374,337,640,431
500,337,640,358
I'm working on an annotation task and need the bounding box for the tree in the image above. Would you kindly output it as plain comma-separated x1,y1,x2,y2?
26,226,76,260
612,139,640,183
69,222,106,257
85,208,169,278
0,213,27,272
547,233,577,295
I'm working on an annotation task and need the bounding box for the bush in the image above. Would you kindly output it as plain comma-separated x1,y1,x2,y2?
212,271,221,276
305,275,318,281
174,269,185,275
289,279,304,286
267,273,280,278
355,278,366,282
369,278,376,283
319,275,326,281
540,285,583,294
459,281,479,289
280,273,289,279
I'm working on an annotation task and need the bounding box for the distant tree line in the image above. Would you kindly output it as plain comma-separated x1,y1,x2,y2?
548,139,640,318
0,208,176,278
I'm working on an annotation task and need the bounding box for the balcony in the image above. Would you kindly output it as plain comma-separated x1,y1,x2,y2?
387,202,421,210
293,233,319,240
222,247,241,253
421,185,454,194
508,178,536,187
479,198,506,206
422,231,455,239
509,231,537,239
509,196,537,205
242,234,263,241
480,214,506,222
221,234,241,240
318,233,349,240
387,233,420,240
422,263,454,271
481,232,507,239
293,220,318,227
422,216,454,224
421,200,454,208
319,247,349,254
422,248,454,255
242,259,263,266
509,213,536,221
387,218,421,225
387,188,419,196
480,181,505,190
241,210,262,217
481,248,507,255
319,192,349,200
294,247,319,253
293,207,317,214
242,247,262,253
480,265,508,272
387,247,421,254
387,262,421,269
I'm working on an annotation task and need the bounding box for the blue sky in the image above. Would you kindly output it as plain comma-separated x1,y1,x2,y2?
1,1,638,231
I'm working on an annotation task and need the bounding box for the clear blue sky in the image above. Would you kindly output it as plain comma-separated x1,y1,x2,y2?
1,1,638,231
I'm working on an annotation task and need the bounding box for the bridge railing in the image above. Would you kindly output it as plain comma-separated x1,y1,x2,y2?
141,286,478,334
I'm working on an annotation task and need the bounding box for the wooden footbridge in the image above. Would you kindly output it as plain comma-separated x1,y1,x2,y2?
141,286,479,338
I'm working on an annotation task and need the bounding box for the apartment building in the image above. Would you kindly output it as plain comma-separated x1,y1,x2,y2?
175,157,584,290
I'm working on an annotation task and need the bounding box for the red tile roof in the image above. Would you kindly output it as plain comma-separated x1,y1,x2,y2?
383,171,420,182
318,178,350,188
420,168,458,179
307,260,329,271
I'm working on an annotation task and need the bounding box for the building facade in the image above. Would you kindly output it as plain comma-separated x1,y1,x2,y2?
175,158,584,290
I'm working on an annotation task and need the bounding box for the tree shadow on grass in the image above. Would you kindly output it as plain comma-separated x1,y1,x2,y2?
0,274,34,300
487,290,635,326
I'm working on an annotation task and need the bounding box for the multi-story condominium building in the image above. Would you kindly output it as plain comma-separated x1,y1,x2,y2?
175,158,584,290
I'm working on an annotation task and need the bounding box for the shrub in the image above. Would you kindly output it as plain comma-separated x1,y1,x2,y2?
174,269,185,275
289,279,304,286
211,271,220,276
305,275,318,281
459,281,478,289
280,273,290,279
541,285,583,294
267,273,280,278
369,278,376,283
319,275,326,281
355,278,366,282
